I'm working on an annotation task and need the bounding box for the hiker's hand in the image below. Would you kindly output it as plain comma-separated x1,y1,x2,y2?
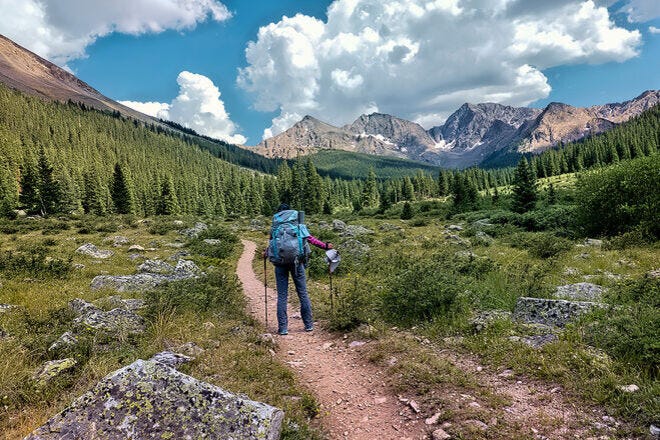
326,242,334,249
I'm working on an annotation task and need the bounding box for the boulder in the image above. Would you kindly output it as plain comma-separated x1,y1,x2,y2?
470,310,511,332
105,236,130,247
584,238,603,247
149,351,194,368
342,225,374,237
48,332,78,352
24,359,284,440
32,358,77,385
513,297,601,327
332,219,347,232
74,308,145,335
447,224,463,231
127,245,145,252
179,222,208,238
68,299,102,317
137,259,175,275
91,259,204,293
75,243,113,259
555,282,604,301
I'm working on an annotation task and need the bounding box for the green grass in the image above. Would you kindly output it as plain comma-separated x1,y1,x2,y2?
307,149,439,179
0,216,321,439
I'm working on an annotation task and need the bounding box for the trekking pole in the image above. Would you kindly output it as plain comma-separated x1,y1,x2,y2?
263,255,268,329
329,264,334,315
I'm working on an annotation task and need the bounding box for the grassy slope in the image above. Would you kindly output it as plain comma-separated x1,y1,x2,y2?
306,149,439,179
0,216,320,439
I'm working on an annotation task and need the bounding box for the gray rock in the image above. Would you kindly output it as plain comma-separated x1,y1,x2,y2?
74,308,145,335
447,224,463,231
514,297,601,327
32,358,77,385
332,219,347,231
138,259,175,275
203,239,221,245
471,310,512,332
474,231,494,245
127,253,144,261
340,239,370,257
94,296,146,312
169,250,191,261
68,299,102,316
432,428,451,440
91,259,204,293
342,225,374,237
179,222,208,238
127,244,145,252
24,359,284,440
379,222,403,232
650,424,660,438
48,332,78,352
445,234,471,246
0,303,17,313
149,351,194,368
75,243,114,259
317,221,329,230
584,238,603,247
105,236,130,247
172,220,185,227
555,282,604,301
562,267,580,276
165,242,186,248
617,384,640,393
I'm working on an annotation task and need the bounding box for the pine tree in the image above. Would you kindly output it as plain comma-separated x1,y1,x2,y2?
110,163,135,214
19,160,40,214
400,201,413,219
547,182,557,205
511,157,537,213
402,176,415,201
0,163,18,217
157,176,180,215
361,167,379,209
36,147,62,215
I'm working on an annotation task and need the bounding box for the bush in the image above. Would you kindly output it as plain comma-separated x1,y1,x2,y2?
381,260,466,326
575,154,660,238
519,204,577,234
584,277,660,377
147,218,182,235
509,232,573,259
144,265,243,319
327,275,380,331
187,225,238,260
0,244,72,278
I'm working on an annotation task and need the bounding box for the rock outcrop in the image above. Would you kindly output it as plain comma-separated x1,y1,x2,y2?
91,259,204,292
24,359,284,440
513,297,601,327
75,243,113,259
555,283,604,301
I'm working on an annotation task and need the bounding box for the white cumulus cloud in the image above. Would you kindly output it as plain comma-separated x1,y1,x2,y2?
650,26,660,34
121,71,246,145
238,0,642,139
0,0,231,65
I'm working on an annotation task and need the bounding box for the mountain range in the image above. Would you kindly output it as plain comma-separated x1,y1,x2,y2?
254,91,659,168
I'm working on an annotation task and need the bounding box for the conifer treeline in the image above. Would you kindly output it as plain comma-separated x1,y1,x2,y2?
0,84,657,218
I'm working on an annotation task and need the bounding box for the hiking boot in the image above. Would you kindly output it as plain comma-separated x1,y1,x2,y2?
278,330,288,336
304,326,313,332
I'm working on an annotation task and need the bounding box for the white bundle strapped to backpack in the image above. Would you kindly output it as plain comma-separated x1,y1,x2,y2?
267,209,311,266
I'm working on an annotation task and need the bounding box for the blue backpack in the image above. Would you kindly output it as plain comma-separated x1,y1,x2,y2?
268,210,311,266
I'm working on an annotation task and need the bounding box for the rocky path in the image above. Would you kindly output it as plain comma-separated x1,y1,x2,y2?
237,240,427,440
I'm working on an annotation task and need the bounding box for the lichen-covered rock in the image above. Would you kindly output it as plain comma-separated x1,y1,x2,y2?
342,225,374,237
68,299,101,316
24,359,284,440
75,243,113,259
471,310,512,332
137,259,175,275
105,236,130,247
48,332,78,352
91,259,204,292
179,222,208,238
32,358,77,385
514,297,601,327
149,351,194,368
74,308,145,335
94,295,145,312
555,282,604,301
332,219,346,232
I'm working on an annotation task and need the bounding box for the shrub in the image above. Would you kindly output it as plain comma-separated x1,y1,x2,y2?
187,225,238,260
0,244,72,279
584,277,660,377
327,275,380,331
509,232,573,259
381,260,466,326
519,204,577,234
144,265,243,319
575,154,660,238
147,218,182,235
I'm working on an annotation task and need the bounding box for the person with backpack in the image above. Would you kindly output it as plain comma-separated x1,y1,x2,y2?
265,203,333,335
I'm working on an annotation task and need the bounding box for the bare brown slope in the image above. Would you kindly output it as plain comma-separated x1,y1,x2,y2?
0,34,154,122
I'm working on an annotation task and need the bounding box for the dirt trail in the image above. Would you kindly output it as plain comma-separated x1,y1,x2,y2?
237,240,427,440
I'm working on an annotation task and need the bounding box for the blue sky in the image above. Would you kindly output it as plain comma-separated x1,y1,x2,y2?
1,0,658,145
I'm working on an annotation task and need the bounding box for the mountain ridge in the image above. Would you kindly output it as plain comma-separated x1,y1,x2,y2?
254,90,659,168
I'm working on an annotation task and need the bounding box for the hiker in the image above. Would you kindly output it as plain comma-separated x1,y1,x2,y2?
265,203,333,335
